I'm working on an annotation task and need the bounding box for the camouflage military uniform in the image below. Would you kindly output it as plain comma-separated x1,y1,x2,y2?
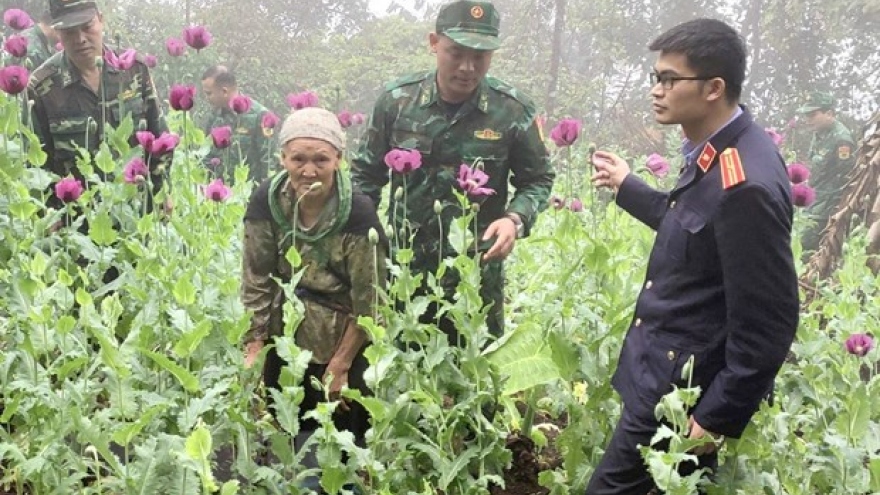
241,170,386,364
28,48,169,207
802,119,856,250
202,99,275,183
351,70,554,337
21,25,55,70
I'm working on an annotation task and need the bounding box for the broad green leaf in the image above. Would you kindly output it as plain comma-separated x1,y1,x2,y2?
173,319,212,358
184,423,213,461
285,245,302,268
548,330,580,380
112,404,167,446
448,216,475,255
837,383,870,442
141,349,199,393
487,321,560,395
172,276,197,306
8,200,39,220
220,480,240,495
88,212,118,246
94,143,116,174
55,356,88,381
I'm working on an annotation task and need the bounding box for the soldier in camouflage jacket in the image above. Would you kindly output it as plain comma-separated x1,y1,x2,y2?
201,65,274,183
352,0,553,342
27,0,169,210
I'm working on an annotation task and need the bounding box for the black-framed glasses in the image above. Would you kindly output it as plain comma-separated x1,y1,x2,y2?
650,72,717,90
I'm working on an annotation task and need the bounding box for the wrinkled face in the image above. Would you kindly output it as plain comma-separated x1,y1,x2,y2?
57,13,104,71
429,33,493,103
201,77,230,110
803,109,835,132
280,138,339,199
649,52,721,128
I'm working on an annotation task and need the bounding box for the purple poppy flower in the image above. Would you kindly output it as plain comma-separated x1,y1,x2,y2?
0,65,28,95
337,110,353,128
55,177,83,202
143,54,158,68
261,111,279,130
165,37,186,57
209,157,222,168
791,183,816,208
229,94,251,114
210,126,233,149
3,34,28,58
787,163,810,184
457,164,496,198
351,112,366,125
149,132,180,155
765,128,785,147
123,157,149,184
204,179,231,202
384,148,422,174
182,26,212,52
844,333,874,357
285,91,319,110
569,198,584,212
135,131,155,151
169,84,196,111
550,118,582,147
3,9,33,31
646,153,670,178
103,48,136,71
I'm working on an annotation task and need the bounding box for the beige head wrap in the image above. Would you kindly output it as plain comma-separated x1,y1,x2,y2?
278,107,345,151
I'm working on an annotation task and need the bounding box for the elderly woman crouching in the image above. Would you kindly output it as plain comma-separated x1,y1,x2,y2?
240,107,386,457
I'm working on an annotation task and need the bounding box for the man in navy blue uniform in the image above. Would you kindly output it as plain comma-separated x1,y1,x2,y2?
588,18,799,494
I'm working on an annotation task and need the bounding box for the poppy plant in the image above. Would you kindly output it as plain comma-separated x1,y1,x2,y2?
123,157,149,184
183,26,212,51
384,148,422,174
549,118,582,147
55,177,83,202
3,9,33,31
135,131,155,151
229,94,252,114
3,35,28,58
204,179,231,202
337,110,353,128
457,164,495,198
286,91,319,110
165,37,186,57
104,48,137,71
169,84,196,111
844,333,874,357
645,153,670,178
791,183,816,208
210,126,233,149
261,111,280,130
143,54,158,68
0,65,28,95
787,163,810,184
150,132,180,155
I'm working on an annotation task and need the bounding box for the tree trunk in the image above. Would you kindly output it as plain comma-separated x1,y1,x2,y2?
740,0,764,102
545,0,566,116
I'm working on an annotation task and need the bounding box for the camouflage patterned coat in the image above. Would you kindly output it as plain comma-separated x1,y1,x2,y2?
202,98,275,183
802,119,856,249
28,48,169,207
241,171,386,364
351,70,554,335
13,25,55,70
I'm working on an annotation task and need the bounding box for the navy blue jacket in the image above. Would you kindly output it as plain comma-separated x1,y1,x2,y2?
612,108,799,438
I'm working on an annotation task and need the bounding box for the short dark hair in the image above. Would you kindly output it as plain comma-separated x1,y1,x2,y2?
649,18,746,103
201,65,236,88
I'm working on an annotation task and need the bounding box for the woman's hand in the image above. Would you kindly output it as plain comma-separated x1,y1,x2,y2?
244,340,265,368
323,359,351,411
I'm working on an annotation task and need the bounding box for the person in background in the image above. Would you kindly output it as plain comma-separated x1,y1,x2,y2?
201,65,274,183
797,90,857,251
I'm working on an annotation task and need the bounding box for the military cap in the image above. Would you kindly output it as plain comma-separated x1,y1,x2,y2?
797,91,835,114
49,0,98,30
436,1,501,51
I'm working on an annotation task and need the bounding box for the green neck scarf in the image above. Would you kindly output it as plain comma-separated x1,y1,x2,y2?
268,166,353,245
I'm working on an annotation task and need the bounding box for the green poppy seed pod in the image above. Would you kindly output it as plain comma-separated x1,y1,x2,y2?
88,120,98,133
138,119,147,131
470,202,480,213
384,224,394,240
394,186,404,201
433,200,442,215
94,56,103,68
27,99,34,111
368,227,379,246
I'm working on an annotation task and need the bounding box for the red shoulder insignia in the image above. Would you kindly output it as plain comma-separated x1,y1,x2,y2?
697,142,717,173
720,148,746,189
